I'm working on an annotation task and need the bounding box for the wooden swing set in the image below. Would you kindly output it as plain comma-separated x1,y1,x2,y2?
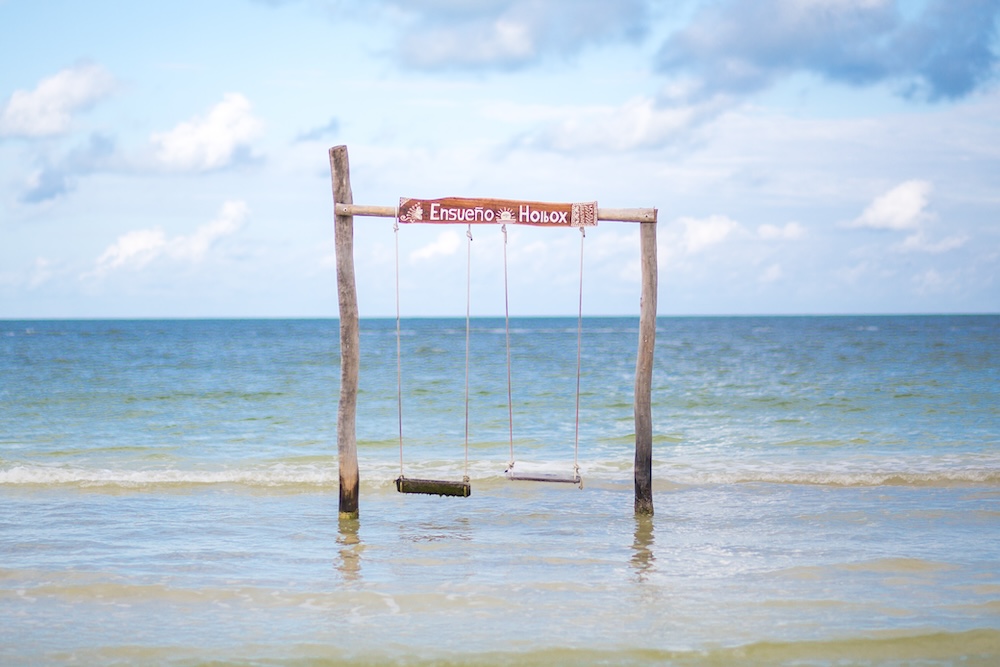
329,145,657,517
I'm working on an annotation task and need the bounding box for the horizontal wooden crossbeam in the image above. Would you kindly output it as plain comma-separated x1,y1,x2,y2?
335,203,657,223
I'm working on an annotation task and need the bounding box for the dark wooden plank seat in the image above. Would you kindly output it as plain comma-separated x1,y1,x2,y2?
395,476,471,497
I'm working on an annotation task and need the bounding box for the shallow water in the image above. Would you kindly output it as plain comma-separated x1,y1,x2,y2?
1,316,998,665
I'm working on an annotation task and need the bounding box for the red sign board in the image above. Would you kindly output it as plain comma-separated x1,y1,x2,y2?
397,197,597,227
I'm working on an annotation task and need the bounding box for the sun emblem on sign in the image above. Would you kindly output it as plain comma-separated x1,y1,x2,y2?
400,204,423,222
496,207,515,223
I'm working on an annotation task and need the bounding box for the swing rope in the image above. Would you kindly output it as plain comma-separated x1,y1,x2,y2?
504,224,585,486
392,219,472,497
394,219,404,479
463,224,472,483
503,224,514,470
573,226,585,480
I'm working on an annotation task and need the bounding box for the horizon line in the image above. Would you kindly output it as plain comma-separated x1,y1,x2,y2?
3,312,997,322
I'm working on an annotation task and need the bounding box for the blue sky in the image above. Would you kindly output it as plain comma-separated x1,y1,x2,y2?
1,0,998,318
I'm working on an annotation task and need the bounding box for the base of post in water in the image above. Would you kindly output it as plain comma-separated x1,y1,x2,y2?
395,476,471,497
505,470,582,486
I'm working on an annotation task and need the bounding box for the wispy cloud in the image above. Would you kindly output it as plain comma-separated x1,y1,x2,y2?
758,222,804,240
514,93,734,152
0,256,64,292
410,230,461,262
150,94,263,171
28,257,54,289
759,263,784,283
385,0,650,70
170,200,250,261
93,228,169,273
912,268,953,294
87,200,249,277
655,213,810,288
0,63,117,138
896,231,968,254
656,0,1000,101
678,215,743,254
295,116,339,142
20,133,116,203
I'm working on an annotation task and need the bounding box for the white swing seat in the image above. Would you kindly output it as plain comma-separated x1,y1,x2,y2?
505,468,582,485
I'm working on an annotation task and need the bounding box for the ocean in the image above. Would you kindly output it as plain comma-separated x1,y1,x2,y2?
1,316,998,665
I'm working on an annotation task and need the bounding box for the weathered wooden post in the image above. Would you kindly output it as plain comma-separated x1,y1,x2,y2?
329,145,360,519
634,217,657,515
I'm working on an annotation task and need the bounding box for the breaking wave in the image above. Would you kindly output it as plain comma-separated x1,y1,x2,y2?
3,457,998,490
0,463,337,489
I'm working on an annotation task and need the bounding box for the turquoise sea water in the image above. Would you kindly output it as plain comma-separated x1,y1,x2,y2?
1,316,998,665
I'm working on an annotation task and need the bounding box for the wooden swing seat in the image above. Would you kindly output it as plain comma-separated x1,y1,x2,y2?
395,476,471,497
505,470,582,485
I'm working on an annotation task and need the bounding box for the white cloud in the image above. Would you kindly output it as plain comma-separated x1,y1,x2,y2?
171,200,249,261
655,0,1000,101
150,94,262,171
89,200,248,276
836,261,871,286
845,180,968,255
19,132,116,204
519,94,732,152
679,215,742,254
0,256,63,292
407,17,536,68
912,268,950,294
896,231,968,254
94,228,169,273
28,258,54,289
759,263,783,283
0,63,117,137
390,0,649,70
758,222,804,240
848,180,932,230
410,230,462,262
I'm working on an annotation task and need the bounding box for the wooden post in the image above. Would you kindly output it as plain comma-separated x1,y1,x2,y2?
634,216,657,515
330,145,360,519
